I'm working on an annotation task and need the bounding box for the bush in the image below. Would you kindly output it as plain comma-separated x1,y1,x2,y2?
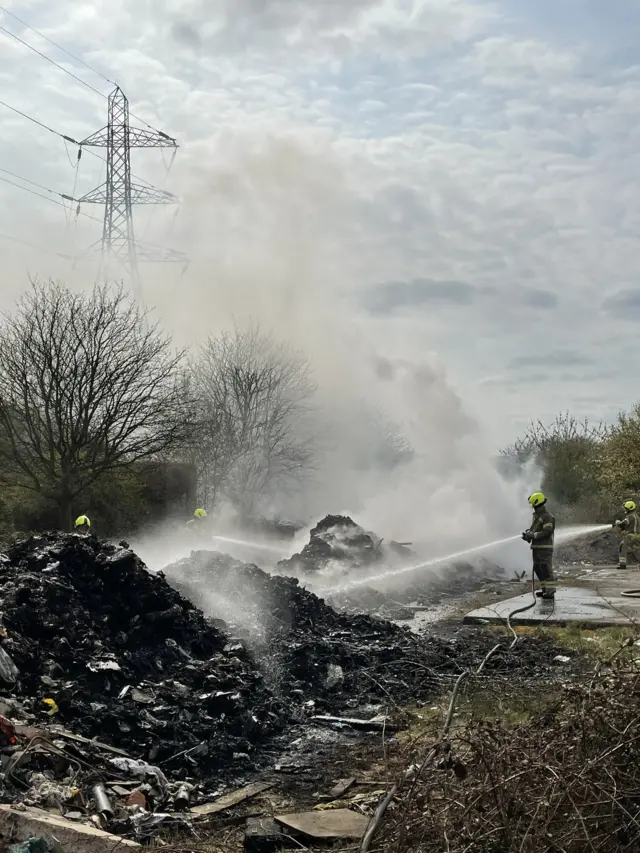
0,462,196,538
503,406,640,523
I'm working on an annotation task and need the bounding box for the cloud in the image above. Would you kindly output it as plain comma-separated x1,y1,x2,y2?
521,288,558,309
482,367,616,388
161,0,494,58
603,288,640,320
508,350,594,370
0,0,638,458
364,278,475,312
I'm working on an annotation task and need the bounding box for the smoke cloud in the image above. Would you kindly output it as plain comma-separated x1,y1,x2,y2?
5,132,539,565
141,134,537,554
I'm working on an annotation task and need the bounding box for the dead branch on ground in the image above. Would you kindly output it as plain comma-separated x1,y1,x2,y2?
367,650,640,852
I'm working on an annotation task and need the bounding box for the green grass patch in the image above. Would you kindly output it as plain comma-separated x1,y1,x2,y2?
544,624,638,659
399,683,558,742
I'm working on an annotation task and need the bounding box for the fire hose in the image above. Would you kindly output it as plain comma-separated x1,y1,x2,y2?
505,565,540,643
359,567,542,853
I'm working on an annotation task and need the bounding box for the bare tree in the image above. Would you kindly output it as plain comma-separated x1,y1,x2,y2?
190,324,317,517
366,408,414,470
0,279,193,528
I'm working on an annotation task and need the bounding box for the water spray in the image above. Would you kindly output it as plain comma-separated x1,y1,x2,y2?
328,524,610,593
211,534,291,556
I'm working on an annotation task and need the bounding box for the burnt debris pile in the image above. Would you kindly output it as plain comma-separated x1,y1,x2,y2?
0,533,284,777
555,527,618,565
0,533,583,846
277,514,412,575
274,515,508,615
162,550,563,714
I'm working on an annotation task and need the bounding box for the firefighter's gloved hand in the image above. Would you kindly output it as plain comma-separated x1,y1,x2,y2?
613,519,621,529
522,530,533,543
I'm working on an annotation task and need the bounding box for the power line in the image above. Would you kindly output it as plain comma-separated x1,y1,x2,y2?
0,24,106,99
0,12,175,136
0,97,165,190
0,229,70,258
0,165,64,197
0,97,64,138
0,171,103,225
0,5,116,87
0,171,184,258
0,166,95,231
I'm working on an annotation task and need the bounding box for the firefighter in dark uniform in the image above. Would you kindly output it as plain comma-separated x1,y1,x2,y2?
613,500,640,570
522,492,556,600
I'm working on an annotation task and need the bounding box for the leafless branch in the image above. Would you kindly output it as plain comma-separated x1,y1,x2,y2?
0,279,194,527
186,323,317,516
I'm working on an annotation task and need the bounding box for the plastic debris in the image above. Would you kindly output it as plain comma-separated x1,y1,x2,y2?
130,810,171,839
108,758,169,790
0,646,19,684
326,664,344,689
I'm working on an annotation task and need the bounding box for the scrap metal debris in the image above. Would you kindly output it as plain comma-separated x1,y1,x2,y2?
244,815,284,853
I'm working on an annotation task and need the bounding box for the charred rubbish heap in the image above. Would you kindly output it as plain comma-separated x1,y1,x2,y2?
276,514,413,575
0,529,573,843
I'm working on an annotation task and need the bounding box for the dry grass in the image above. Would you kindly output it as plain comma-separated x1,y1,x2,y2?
365,641,640,852
150,628,640,852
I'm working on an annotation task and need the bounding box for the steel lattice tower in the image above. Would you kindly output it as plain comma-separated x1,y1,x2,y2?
78,87,184,293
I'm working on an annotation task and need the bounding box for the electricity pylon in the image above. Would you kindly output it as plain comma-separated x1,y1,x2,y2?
78,86,185,294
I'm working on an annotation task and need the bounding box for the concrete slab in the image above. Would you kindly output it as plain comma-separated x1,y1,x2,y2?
464,585,640,627
275,809,368,840
0,804,140,853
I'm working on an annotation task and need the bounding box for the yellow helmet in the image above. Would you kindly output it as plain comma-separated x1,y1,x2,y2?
624,500,637,512
193,508,207,518
528,492,546,507
74,515,90,528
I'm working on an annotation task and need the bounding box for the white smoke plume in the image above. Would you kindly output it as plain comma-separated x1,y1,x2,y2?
138,136,538,567
8,133,540,574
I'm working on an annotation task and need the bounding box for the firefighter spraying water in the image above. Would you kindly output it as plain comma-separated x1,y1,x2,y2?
522,492,556,601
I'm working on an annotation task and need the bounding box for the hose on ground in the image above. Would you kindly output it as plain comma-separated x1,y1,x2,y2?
359,566,543,853
506,565,537,647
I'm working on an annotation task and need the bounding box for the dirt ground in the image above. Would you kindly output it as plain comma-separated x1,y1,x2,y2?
4,529,626,852
186,559,618,852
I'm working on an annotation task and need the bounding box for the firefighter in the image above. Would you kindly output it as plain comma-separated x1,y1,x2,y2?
186,508,209,542
522,492,556,599
74,515,91,534
613,500,640,570
186,508,207,527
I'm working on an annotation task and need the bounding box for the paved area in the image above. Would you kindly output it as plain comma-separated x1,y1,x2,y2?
464,566,640,627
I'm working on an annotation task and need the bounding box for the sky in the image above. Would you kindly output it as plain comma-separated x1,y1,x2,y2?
1,0,640,452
